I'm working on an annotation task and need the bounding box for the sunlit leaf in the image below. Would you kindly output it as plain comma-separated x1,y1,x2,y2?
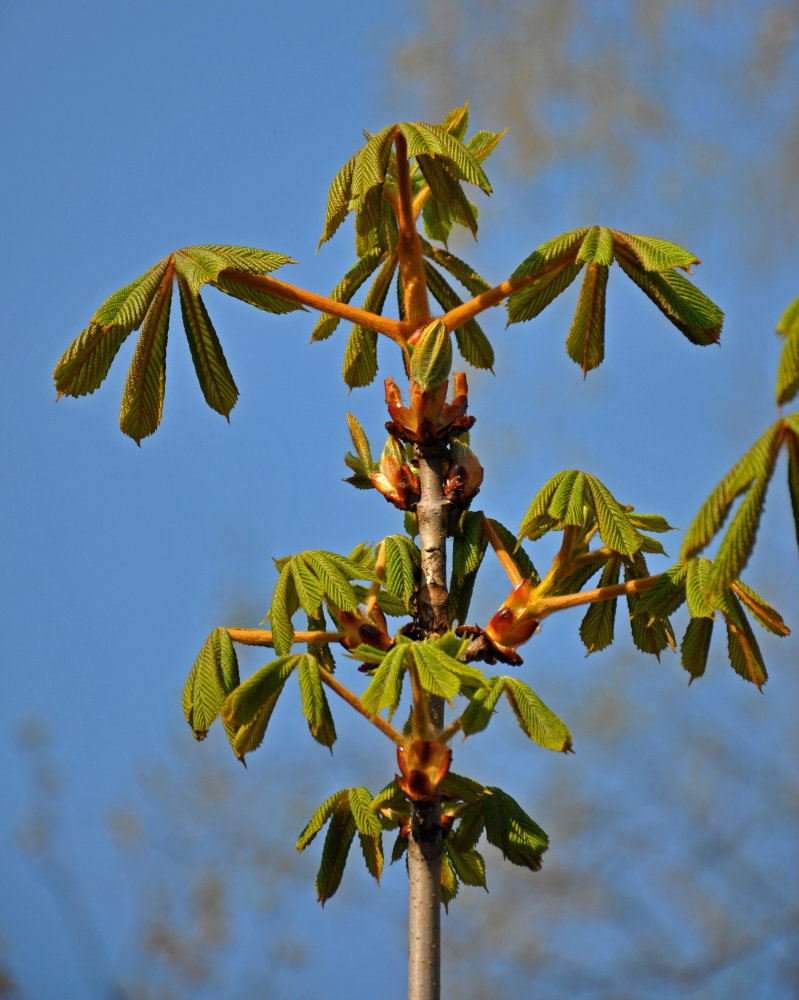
119,273,172,443
177,273,238,419
459,677,505,736
483,786,548,872
503,678,572,752
316,801,357,904
298,654,337,749
566,263,608,375
182,628,240,740
579,557,622,653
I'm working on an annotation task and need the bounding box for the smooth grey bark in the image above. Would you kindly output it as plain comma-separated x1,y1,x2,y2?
407,442,450,1000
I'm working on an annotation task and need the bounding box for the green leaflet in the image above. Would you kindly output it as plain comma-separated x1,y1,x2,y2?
318,151,358,250
634,563,688,620
343,327,378,389
296,789,350,851
503,678,572,752
787,429,799,548
586,475,646,557
681,420,783,592
174,245,294,296
566,263,608,375
439,102,470,141
579,557,622,653
410,643,462,701
269,561,298,655
625,557,675,657
576,226,614,266
483,787,548,872
383,534,419,607
730,580,789,637
348,786,383,838
420,239,492,296
723,593,768,689
90,257,172,331
119,272,172,444
614,252,723,345
776,295,799,405
177,273,238,419
316,804,358,905
182,628,240,741
352,125,396,236
221,654,300,762
450,510,489,624
409,319,452,390
298,654,337,749
459,677,506,736
422,260,495,370
509,228,590,280
302,550,363,612
310,248,386,342
466,128,507,164
506,260,584,324
415,155,479,238
445,841,487,890
360,645,408,719
440,851,459,909
346,411,374,471
54,323,132,399
422,195,454,246
399,120,491,194
342,256,397,389
681,616,714,683
291,555,325,617
611,231,700,273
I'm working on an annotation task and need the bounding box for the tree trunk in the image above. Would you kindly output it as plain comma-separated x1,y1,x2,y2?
408,442,450,1000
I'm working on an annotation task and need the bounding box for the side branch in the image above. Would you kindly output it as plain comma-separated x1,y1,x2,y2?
318,665,404,745
440,260,575,332
226,628,344,646
536,574,661,617
220,270,410,344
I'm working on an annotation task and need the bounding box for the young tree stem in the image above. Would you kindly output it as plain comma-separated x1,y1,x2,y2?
408,441,450,1000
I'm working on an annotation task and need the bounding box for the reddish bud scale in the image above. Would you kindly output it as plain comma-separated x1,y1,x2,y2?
384,374,475,445
485,579,541,650
396,740,453,802
336,605,393,652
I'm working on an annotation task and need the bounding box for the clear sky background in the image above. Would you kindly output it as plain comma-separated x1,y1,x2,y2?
2,2,798,998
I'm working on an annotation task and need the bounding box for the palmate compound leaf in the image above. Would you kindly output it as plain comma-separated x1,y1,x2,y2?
55,245,294,441
677,558,788,688
182,628,240,741
506,226,722,365
297,786,384,904
221,654,301,762
681,419,783,593
776,294,799,405
518,470,646,558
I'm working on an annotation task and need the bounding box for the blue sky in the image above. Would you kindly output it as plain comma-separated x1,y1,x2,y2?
2,1,798,997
